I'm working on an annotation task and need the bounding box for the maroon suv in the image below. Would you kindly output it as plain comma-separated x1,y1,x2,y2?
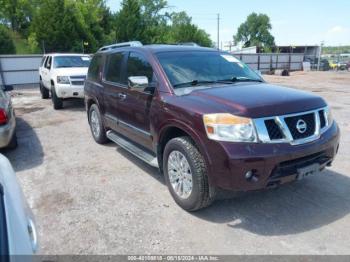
84,42,340,211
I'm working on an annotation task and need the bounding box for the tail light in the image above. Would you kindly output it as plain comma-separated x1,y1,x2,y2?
0,109,8,125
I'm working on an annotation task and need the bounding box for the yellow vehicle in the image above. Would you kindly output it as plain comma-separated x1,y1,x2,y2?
329,61,338,70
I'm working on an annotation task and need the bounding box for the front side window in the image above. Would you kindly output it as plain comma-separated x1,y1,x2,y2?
105,52,125,83
156,51,262,91
126,52,153,83
53,56,90,68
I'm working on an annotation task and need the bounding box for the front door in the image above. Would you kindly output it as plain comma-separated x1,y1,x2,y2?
116,51,155,150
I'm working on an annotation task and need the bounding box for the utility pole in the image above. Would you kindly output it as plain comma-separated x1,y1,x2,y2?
217,13,220,50
317,41,324,71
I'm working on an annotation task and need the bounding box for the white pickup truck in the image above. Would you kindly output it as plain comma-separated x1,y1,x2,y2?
39,53,90,109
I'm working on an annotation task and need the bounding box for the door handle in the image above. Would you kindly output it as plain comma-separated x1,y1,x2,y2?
118,93,127,99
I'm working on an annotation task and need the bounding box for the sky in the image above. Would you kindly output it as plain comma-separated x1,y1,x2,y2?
106,0,350,47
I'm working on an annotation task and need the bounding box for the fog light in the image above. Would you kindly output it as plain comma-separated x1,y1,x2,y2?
245,170,253,180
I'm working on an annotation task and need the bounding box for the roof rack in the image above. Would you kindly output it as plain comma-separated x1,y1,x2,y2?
98,41,143,51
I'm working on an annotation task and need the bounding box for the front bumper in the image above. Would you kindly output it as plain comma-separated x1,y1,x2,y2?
0,116,16,148
55,84,84,98
205,122,340,191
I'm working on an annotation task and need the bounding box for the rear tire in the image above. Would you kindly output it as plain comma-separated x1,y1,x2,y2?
88,104,108,144
163,137,215,211
40,81,49,99
7,132,17,149
51,85,63,110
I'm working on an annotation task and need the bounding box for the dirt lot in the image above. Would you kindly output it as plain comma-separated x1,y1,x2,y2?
2,71,350,255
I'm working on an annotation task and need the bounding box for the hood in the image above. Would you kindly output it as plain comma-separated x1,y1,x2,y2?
53,67,88,77
181,83,326,118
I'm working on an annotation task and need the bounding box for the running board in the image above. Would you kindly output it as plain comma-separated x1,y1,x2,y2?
106,130,159,168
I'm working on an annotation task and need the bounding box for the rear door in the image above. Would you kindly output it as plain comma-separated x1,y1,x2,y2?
115,51,155,150
42,56,52,88
102,51,127,131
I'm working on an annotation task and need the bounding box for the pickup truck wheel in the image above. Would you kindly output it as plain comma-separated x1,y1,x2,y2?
40,81,49,99
88,104,107,144
163,137,215,211
6,132,17,149
51,86,63,110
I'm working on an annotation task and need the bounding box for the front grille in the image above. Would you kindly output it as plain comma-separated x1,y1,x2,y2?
265,119,284,139
70,75,86,80
284,113,315,140
319,110,326,128
71,81,85,86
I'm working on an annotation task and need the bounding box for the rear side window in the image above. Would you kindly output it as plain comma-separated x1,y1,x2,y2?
105,52,125,83
45,56,52,69
126,52,153,82
87,55,102,81
40,56,47,66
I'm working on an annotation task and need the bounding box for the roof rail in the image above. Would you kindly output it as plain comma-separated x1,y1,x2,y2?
98,41,143,51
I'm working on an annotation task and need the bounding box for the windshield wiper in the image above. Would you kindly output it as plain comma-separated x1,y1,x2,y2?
173,80,232,88
219,76,263,83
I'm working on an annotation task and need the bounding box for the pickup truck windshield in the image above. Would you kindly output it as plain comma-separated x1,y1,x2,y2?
156,51,262,89
53,56,90,68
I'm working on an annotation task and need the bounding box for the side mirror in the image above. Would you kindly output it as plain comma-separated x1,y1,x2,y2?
3,85,13,92
128,76,149,91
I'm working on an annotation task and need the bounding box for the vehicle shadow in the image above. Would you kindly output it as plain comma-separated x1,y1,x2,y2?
192,169,350,236
61,98,85,112
1,117,44,172
113,146,350,236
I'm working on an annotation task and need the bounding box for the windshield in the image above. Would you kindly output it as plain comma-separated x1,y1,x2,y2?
53,56,90,68
156,51,262,89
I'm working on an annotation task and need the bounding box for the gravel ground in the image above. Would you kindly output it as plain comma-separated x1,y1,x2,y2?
2,71,350,255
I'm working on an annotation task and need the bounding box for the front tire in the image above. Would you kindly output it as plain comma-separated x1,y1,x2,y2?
163,137,215,211
51,85,63,110
40,81,49,99
88,104,107,144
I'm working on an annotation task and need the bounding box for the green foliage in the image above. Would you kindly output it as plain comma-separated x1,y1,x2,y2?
114,0,212,47
323,46,350,54
0,0,36,37
164,11,212,47
0,25,16,54
29,0,113,53
115,0,145,42
234,12,275,49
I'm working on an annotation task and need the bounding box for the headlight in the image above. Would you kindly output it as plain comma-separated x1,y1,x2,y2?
57,76,70,84
203,113,257,142
325,107,333,126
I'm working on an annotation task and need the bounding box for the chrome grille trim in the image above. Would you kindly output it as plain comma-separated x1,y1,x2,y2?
253,107,331,145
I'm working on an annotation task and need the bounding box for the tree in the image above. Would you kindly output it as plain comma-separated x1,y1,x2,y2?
29,0,114,53
0,0,36,36
0,25,16,54
165,12,212,47
234,12,275,49
114,0,212,47
115,0,145,43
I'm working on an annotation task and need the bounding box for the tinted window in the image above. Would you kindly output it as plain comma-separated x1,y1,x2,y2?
87,55,102,81
53,56,90,68
126,52,153,82
105,52,125,83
